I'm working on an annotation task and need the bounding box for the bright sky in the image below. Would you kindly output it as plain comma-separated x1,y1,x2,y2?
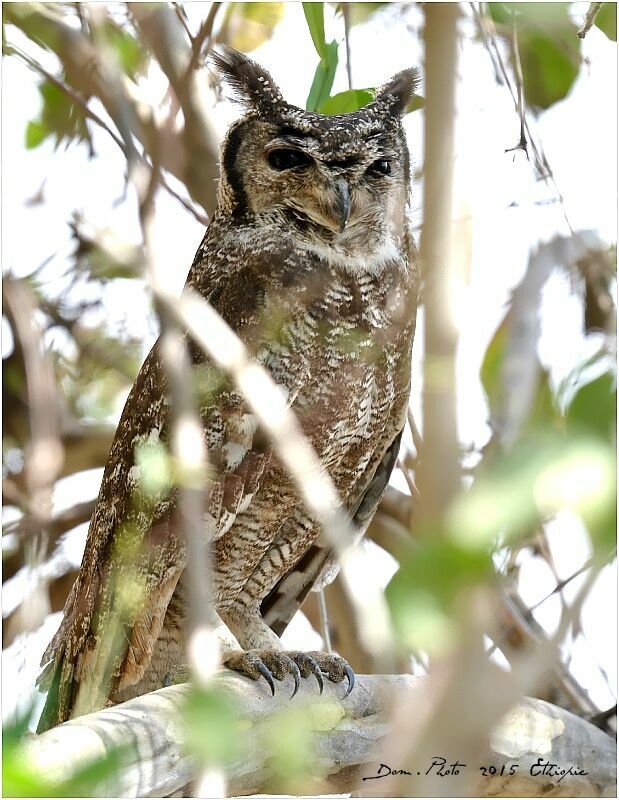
2,3,617,724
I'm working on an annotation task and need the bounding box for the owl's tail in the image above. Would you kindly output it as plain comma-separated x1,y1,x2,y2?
35,649,75,733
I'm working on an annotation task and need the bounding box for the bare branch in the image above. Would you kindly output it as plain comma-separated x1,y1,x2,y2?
129,3,220,217
342,3,353,91
505,15,529,159
577,2,603,38
416,3,460,520
25,675,617,797
5,3,219,216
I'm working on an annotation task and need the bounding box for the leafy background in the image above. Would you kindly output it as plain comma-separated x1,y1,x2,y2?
2,1,617,795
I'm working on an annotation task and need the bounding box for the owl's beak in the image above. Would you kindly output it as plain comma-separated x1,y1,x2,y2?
334,179,351,231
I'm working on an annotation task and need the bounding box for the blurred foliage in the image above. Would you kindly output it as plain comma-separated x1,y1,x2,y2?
2,2,617,793
183,685,241,765
389,227,617,656
220,3,285,52
595,2,617,40
3,706,123,797
489,2,582,109
100,19,148,79
26,80,92,153
335,2,388,26
388,536,493,653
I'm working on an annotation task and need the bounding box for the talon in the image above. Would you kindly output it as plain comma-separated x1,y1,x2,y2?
343,664,355,698
307,658,324,694
290,661,301,699
255,659,275,696
162,673,172,688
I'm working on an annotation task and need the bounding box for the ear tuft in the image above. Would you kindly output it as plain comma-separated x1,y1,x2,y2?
211,46,284,113
374,67,421,116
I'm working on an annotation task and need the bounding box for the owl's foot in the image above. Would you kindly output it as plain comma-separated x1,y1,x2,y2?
222,649,354,699
162,664,190,687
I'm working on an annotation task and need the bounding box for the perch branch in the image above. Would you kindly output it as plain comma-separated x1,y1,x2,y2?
23,674,617,797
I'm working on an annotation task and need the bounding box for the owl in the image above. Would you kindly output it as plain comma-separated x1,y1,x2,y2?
37,47,419,732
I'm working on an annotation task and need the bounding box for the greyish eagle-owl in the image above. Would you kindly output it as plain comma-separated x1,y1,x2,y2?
37,46,419,732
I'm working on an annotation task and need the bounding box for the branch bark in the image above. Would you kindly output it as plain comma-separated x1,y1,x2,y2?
23,675,617,797
416,2,461,521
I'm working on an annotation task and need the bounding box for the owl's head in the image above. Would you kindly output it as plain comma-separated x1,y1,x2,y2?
212,47,418,258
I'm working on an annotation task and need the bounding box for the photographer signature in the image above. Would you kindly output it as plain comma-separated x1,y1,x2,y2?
362,757,589,784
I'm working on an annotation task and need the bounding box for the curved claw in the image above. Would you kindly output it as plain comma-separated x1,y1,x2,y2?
343,664,355,698
306,658,324,694
289,661,301,699
255,658,275,696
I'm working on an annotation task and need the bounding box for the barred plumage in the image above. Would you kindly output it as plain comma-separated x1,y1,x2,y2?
37,46,419,731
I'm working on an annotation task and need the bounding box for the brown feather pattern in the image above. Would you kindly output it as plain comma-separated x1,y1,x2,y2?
37,48,419,731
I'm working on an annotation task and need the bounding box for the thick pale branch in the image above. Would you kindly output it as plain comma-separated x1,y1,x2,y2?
24,675,617,797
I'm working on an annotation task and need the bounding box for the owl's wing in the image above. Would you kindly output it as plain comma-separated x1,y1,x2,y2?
37,251,275,731
261,428,403,637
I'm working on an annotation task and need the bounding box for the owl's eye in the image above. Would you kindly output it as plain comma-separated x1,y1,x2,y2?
368,159,391,176
267,148,313,171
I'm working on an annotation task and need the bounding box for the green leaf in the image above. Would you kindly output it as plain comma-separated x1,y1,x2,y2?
566,371,617,441
519,30,580,109
27,79,91,153
480,311,510,414
337,3,387,26
488,3,581,110
594,3,617,41
303,2,327,59
306,40,338,111
25,119,48,149
227,3,285,52
449,433,616,552
488,2,514,25
3,708,123,797
387,538,493,653
406,94,425,113
183,685,240,765
102,22,147,79
319,88,373,114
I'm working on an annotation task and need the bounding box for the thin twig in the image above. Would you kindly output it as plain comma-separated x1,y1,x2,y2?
397,458,418,499
9,43,208,226
577,2,603,38
529,558,595,612
474,4,576,234
188,2,221,73
505,16,528,159
469,2,504,86
342,3,353,91
10,45,125,151
160,2,222,182
407,407,423,458
318,588,332,653
173,2,195,44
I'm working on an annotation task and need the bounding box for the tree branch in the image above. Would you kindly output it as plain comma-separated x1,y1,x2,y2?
577,2,603,38
24,675,617,797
